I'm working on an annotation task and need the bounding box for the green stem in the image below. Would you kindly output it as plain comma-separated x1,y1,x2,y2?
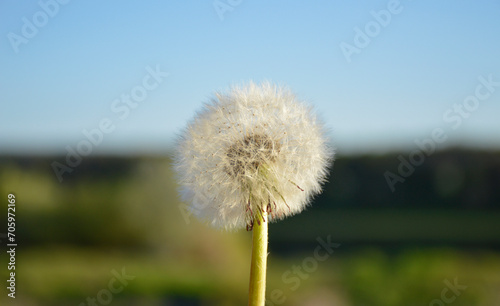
248,210,268,306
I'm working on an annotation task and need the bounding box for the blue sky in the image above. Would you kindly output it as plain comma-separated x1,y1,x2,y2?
1,0,499,155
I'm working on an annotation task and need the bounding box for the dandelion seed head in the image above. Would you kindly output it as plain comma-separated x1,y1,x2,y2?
174,82,333,230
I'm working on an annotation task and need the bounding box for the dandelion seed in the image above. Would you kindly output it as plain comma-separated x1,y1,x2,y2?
174,81,333,230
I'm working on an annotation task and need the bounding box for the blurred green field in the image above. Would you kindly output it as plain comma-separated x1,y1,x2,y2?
2,246,499,305
1,151,500,305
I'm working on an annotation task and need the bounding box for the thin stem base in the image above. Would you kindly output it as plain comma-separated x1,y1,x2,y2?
248,211,268,306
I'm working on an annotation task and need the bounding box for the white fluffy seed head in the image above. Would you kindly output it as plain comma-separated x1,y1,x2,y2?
174,82,333,230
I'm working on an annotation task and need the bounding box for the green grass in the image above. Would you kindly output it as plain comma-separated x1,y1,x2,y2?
2,246,499,305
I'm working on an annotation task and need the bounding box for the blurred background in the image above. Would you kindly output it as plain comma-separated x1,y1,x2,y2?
1,1,500,305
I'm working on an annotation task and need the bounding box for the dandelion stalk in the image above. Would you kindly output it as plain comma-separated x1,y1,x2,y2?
248,210,268,306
